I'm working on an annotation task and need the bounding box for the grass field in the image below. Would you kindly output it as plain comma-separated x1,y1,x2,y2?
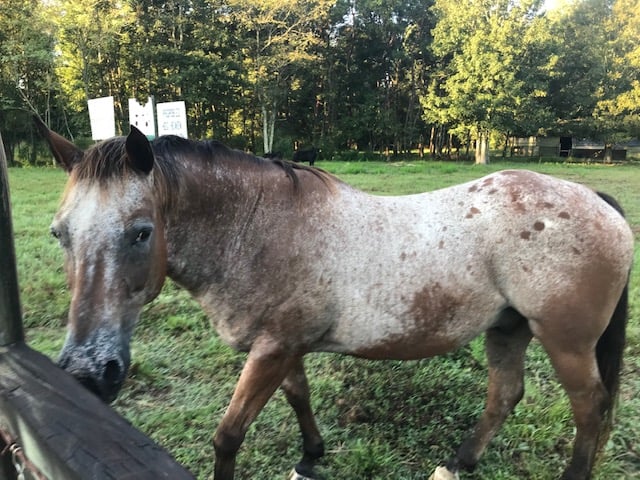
7,159,640,479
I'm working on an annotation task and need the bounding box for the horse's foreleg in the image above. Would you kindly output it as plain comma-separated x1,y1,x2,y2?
281,358,324,479
213,341,297,480
446,312,532,474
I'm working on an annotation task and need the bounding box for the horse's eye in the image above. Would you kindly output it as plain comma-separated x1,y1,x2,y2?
134,227,152,244
50,227,60,239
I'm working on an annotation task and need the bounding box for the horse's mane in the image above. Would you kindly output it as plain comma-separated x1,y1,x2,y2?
70,135,337,209
152,135,335,191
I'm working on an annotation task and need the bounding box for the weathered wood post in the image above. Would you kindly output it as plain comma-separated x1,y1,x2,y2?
0,131,24,347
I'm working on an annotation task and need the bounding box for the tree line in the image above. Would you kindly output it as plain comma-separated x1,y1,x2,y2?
1,0,639,164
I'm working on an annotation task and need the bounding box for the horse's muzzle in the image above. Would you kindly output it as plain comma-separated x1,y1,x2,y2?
58,349,129,403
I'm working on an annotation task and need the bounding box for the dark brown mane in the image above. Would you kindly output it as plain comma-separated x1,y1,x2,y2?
151,135,336,191
72,137,131,183
70,135,337,211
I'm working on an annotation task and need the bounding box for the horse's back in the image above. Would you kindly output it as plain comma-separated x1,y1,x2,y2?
312,169,633,359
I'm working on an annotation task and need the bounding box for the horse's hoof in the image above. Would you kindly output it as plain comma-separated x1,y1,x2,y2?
288,467,316,480
428,466,460,480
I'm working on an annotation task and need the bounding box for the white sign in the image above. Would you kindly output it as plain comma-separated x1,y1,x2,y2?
128,97,156,138
156,101,188,138
87,96,116,140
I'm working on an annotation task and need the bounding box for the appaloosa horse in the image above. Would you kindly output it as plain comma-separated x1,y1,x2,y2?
36,118,633,480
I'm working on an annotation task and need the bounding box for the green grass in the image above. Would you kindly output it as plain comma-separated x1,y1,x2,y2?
7,159,640,479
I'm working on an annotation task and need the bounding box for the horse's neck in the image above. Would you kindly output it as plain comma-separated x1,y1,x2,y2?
162,156,286,292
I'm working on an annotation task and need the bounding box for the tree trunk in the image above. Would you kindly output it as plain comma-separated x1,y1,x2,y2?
465,131,471,161
603,144,613,164
261,104,276,154
429,126,435,158
475,130,489,165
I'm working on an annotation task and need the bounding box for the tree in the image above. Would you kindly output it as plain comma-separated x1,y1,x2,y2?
49,0,137,136
591,0,640,157
322,0,434,155
224,0,332,154
0,0,57,164
423,0,552,164
544,0,639,161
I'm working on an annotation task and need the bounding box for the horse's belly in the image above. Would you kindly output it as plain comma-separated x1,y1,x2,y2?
317,285,505,360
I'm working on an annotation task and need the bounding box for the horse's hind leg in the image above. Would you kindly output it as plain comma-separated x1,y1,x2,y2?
281,358,324,479
542,345,609,480
446,309,532,474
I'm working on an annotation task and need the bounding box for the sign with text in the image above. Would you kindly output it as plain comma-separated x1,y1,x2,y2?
156,101,188,138
87,96,115,140
128,97,156,139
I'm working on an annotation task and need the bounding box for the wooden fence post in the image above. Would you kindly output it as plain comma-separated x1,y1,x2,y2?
0,130,24,346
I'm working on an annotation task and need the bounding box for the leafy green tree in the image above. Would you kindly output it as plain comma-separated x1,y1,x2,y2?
0,0,56,164
125,0,243,140
544,0,639,160
224,0,332,154
423,0,552,163
50,0,136,136
324,0,434,154
590,0,640,153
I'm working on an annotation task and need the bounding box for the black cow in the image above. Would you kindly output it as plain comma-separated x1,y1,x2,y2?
293,147,318,166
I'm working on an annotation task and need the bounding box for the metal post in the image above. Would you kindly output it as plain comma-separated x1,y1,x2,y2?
0,130,24,346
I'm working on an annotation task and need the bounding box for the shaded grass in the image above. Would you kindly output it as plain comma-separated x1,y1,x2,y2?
8,160,640,479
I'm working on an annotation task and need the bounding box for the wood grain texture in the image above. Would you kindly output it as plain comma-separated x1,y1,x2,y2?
0,343,194,480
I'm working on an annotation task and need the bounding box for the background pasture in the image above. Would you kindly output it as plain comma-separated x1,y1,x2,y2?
9,160,640,479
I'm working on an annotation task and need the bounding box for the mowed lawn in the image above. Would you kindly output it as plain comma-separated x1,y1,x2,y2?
8,160,640,479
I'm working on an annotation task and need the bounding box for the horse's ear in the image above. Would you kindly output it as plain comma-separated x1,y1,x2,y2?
125,126,154,175
33,115,83,173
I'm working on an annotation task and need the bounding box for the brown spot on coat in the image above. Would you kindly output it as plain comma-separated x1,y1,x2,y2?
559,211,570,219
533,221,545,231
355,283,462,360
466,207,481,218
468,185,478,192
520,231,531,240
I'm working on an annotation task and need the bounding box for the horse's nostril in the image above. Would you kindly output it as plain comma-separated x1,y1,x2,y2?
103,359,122,386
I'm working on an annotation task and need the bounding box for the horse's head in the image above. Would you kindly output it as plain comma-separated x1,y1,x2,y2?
36,118,167,402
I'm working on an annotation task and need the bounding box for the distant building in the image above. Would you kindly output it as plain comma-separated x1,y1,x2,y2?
511,136,629,160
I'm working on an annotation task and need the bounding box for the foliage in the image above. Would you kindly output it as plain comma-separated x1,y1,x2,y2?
1,0,639,163
423,0,556,163
0,0,57,164
10,161,640,479
591,0,640,142
543,0,640,146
